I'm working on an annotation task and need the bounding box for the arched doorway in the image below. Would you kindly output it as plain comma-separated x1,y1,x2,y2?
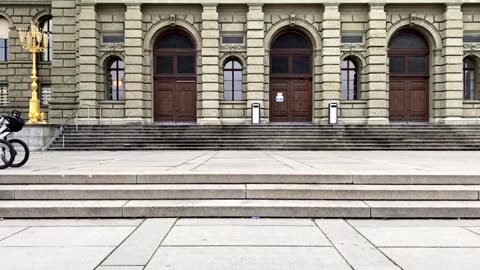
269,31,313,122
153,30,196,122
388,29,430,122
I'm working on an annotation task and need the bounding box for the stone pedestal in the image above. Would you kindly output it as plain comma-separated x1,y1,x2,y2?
10,125,59,151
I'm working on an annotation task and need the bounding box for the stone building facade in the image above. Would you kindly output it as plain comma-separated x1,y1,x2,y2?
0,0,480,125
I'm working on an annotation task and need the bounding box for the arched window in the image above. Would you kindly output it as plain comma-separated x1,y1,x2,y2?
106,57,125,100
41,18,52,62
0,17,9,62
223,59,242,101
341,58,359,100
464,58,476,100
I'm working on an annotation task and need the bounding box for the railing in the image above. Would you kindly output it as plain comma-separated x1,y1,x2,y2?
58,104,104,149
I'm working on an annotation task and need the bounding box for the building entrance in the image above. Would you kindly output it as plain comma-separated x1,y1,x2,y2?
388,29,430,122
153,30,196,122
269,31,313,122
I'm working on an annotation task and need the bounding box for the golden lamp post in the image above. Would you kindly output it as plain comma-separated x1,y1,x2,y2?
18,22,49,124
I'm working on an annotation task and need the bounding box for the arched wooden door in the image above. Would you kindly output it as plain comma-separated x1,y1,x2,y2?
388,29,430,122
269,31,313,122
153,30,196,122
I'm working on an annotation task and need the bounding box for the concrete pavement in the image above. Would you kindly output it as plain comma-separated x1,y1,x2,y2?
1,150,479,175
1,218,480,270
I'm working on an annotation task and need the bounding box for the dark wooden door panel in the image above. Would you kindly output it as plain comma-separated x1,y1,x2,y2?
291,80,312,122
154,81,175,121
389,79,406,121
270,81,289,122
408,79,428,121
176,81,196,122
389,77,428,122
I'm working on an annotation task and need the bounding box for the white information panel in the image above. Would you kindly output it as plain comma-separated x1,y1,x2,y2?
252,103,260,124
276,93,284,102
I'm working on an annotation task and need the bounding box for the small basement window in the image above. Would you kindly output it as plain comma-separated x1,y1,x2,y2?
464,35,480,43
222,36,244,44
341,34,364,44
0,83,8,105
102,34,125,44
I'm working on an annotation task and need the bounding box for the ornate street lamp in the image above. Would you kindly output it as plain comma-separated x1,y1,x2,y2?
17,22,49,124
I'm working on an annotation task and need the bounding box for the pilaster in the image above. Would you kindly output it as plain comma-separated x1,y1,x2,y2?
199,4,221,125
246,4,265,124
366,4,389,125
439,3,464,124
77,4,99,119
320,4,341,124
49,0,78,124
124,3,145,122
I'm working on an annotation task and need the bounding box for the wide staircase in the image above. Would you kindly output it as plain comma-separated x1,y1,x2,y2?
49,124,480,150
2,173,480,218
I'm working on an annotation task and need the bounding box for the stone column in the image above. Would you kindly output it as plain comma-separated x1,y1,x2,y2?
124,4,145,123
246,4,265,124
49,0,78,124
199,4,221,125
439,4,464,124
365,4,389,125
77,4,99,121
320,4,341,125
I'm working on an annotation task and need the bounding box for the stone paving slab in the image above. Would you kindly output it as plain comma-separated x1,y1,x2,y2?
102,219,176,266
0,246,114,270
0,226,136,247
355,227,480,247
315,219,401,270
0,218,480,269
381,248,480,270
162,225,331,246
144,246,351,270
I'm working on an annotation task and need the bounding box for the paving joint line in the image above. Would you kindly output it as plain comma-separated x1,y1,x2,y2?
344,219,405,270
93,218,147,270
313,219,354,270
0,226,30,243
142,218,178,270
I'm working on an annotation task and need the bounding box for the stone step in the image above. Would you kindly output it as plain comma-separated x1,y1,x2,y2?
1,174,479,185
2,199,480,218
0,184,477,200
49,145,480,150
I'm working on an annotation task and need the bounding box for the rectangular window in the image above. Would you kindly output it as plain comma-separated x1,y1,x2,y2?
292,56,310,74
408,56,427,73
463,35,480,43
156,56,173,74
341,35,363,44
222,36,244,44
0,83,8,105
271,56,289,74
389,56,405,73
102,35,125,44
0,39,8,62
177,56,195,74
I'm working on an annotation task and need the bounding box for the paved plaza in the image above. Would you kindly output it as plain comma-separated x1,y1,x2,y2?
0,218,480,270
3,150,480,175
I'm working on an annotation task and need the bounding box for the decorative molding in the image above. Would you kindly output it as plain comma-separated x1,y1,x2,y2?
169,14,176,27
101,43,125,55
289,14,296,27
340,43,366,53
409,13,417,27
464,43,480,53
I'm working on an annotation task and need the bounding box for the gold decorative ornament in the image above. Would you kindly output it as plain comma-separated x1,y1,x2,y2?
18,21,49,124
